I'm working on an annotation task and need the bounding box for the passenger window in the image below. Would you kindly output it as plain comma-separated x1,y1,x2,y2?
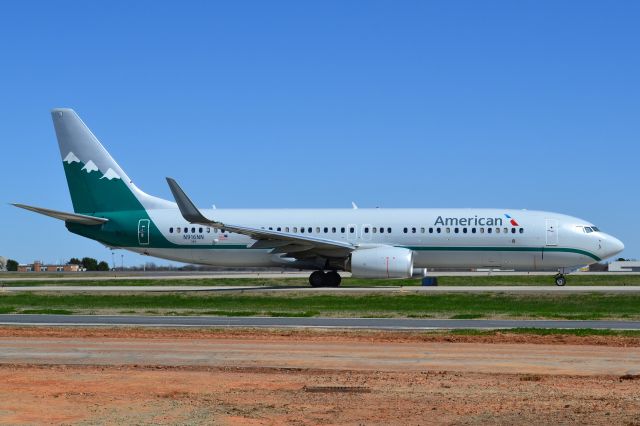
436,227,441,233
421,227,425,233
285,227,290,232
504,228,508,234
341,227,345,233
206,227,210,233
388,227,392,233
214,228,218,233
429,228,433,233
221,228,226,233
471,228,476,234
480,228,484,234
268,227,273,231
487,228,492,234
364,227,369,233
177,227,181,233
454,228,459,233
446,228,450,233
191,227,196,233
372,227,377,233
316,227,320,233
495,228,500,234
511,228,516,234
350,227,355,233
403,227,408,233
199,227,203,233
332,227,336,233
463,228,467,234
277,227,281,232
380,228,385,234
308,227,312,233
184,227,189,233
519,228,524,234
411,227,416,233
169,227,173,233
324,227,328,233
301,227,305,233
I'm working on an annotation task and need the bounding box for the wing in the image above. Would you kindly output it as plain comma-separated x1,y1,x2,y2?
165,178,355,258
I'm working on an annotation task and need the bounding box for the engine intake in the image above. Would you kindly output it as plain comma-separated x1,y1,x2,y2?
348,246,414,279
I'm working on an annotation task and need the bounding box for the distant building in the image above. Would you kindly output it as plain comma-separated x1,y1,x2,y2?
0,257,6,271
608,260,640,272
17,261,82,272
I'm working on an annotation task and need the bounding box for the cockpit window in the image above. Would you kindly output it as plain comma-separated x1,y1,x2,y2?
584,227,593,233
592,226,600,232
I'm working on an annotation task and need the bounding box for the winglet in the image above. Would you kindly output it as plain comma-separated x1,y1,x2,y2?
352,201,358,209
166,178,220,226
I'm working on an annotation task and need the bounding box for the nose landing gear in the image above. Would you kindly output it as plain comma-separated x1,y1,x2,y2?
308,270,342,287
554,273,566,286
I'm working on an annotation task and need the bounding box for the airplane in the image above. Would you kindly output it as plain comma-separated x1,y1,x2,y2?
14,109,624,287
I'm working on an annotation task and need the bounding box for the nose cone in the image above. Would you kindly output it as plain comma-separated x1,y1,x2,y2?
604,235,625,259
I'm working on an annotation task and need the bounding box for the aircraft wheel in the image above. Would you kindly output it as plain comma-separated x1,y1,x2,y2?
554,274,566,286
325,271,342,287
309,270,326,287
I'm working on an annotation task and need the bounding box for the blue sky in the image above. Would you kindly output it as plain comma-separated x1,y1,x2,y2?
0,1,637,266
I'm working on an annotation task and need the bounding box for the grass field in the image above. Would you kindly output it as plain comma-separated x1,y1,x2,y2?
1,274,640,287
0,292,639,320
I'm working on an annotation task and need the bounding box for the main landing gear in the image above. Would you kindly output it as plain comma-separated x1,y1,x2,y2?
554,273,567,286
309,270,342,287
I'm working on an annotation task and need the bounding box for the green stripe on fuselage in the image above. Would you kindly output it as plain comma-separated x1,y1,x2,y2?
403,246,601,261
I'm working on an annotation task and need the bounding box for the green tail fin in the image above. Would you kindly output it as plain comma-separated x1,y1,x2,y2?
52,109,172,214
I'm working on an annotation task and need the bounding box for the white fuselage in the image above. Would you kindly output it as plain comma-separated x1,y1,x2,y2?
126,208,624,272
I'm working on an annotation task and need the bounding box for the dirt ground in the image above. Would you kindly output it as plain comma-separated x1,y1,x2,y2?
0,327,639,425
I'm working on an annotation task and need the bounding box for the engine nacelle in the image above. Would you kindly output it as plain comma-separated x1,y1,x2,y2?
349,246,414,279
412,268,428,278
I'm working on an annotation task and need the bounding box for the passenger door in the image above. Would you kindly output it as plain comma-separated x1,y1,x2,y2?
545,219,558,246
138,219,150,245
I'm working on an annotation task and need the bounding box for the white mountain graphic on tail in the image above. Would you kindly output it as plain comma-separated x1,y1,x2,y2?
100,168,121,180
63,152,80,164
81,160,99,173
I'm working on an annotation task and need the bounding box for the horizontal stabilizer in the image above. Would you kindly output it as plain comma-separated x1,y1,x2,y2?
12,203,108,225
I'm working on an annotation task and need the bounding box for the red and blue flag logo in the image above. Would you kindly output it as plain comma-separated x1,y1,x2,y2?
505,214,519,226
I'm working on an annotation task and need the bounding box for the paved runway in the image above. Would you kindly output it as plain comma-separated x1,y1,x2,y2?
1,271,637,282
1,314,639,330
2,285,640,293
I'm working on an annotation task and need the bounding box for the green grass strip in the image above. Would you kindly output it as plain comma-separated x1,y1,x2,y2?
1,292,640,320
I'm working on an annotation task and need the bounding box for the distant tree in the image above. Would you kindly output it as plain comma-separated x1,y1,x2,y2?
69,258,82,265
617,257,628,262
6,259,18,272
81,257,98,271
97,261,109,271
589,262,608,272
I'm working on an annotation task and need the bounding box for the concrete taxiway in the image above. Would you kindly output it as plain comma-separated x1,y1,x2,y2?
1,285,640,293
1,314,640,330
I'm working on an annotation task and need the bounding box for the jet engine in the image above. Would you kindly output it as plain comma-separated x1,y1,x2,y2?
348,246,414,278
